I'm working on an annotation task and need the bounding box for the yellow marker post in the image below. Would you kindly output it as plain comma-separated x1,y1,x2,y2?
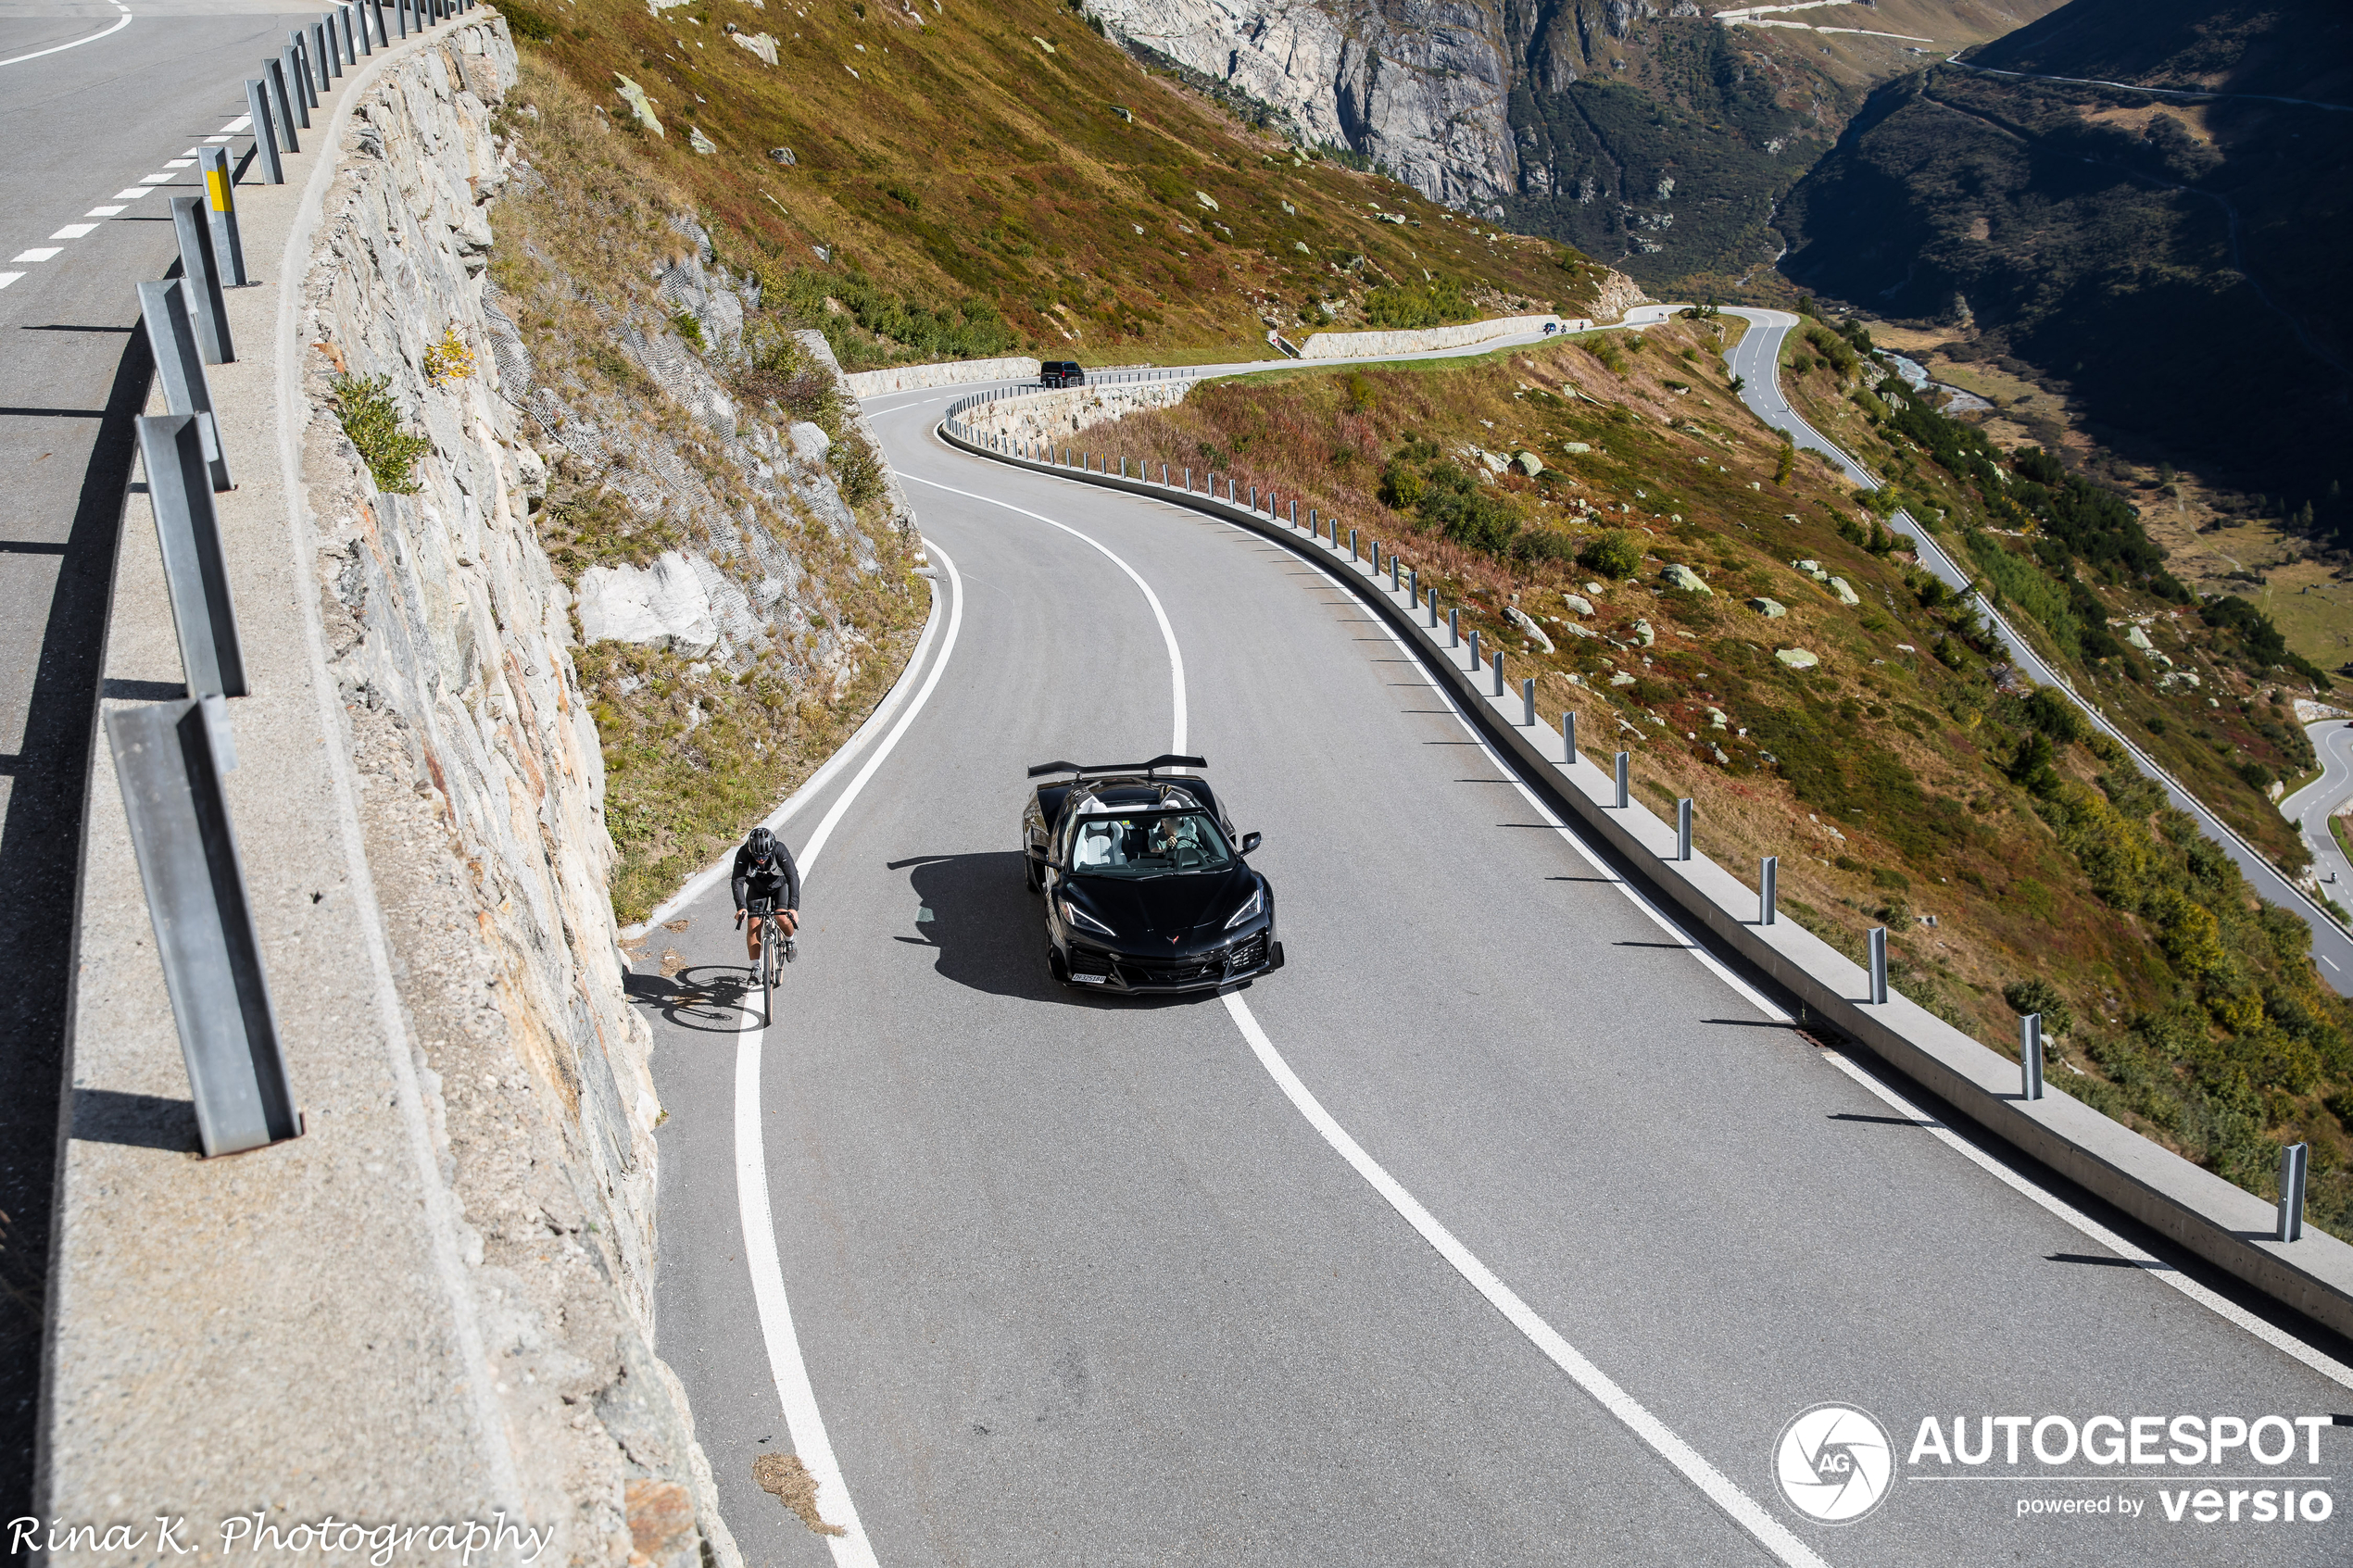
197,146,247,286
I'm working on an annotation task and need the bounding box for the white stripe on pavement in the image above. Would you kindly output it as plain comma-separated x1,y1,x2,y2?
734,541,965,1568
0,10,131,68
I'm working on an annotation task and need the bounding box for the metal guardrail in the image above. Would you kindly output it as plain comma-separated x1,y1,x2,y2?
100,0,478,1156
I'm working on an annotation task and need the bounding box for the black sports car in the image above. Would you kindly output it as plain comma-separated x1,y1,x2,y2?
1022,755,1283,994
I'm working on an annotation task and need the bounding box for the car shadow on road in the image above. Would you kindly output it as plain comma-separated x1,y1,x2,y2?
887,851,1216,1010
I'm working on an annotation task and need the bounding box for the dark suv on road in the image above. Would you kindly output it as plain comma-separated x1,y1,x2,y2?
1040,361,1087,388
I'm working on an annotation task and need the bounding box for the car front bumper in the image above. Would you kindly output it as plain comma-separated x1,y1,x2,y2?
1062,928,1282,994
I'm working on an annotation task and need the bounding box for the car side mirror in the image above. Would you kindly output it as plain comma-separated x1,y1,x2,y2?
1240,831,1262,854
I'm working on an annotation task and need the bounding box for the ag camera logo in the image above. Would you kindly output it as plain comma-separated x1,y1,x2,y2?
1776,1404,1895,1524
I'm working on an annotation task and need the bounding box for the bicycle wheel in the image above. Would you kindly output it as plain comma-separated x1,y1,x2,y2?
762,919,781,1002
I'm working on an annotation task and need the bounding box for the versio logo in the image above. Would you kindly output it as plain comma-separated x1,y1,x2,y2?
1777,1405,1896,1524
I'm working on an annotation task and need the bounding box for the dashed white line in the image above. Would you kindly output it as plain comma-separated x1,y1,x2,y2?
218,116,251,134
85,206,125,218
10,248,61,264
49,224,97,240
162,158,195,169
138,173,176,185
0,273,23,291
112,188,152,200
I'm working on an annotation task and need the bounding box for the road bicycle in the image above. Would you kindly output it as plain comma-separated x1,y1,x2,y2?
740,897,796,1010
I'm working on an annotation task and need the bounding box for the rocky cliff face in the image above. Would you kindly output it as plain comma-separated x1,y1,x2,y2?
296,25,851,1566
1088,0,2064,279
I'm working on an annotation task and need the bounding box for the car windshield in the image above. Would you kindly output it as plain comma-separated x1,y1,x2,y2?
1065,810,1232,878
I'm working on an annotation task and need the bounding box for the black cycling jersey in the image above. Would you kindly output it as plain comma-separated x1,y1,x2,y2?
731,838,801,914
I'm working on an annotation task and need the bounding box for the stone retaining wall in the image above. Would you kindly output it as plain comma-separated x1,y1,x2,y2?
1299,312,1578,358
842,355,1041,397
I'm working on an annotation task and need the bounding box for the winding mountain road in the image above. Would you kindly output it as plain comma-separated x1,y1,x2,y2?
2283,721,2353,904
1723,307,2353,993
636,334,2353,1566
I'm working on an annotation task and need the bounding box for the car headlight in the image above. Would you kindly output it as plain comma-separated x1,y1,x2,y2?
1223,885,1264,930
1062,897,1116,937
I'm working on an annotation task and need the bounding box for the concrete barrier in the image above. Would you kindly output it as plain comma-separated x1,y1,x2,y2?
1298,312,1579,359
841,355,1041,397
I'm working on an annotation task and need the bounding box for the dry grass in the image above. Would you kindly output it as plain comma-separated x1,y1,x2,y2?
489,0,1605,364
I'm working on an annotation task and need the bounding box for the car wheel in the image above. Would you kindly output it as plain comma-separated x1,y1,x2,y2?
1047,945,1070,985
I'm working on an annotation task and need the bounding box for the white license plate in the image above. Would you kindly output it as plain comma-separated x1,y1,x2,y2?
1073,972,1107,984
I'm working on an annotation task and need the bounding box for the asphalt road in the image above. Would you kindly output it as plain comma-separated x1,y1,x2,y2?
1721,307,2353,993
0,0,315,1516
639,380,2353,1565
2283,720,2353,899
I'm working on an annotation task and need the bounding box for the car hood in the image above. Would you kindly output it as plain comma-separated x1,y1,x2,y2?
1065,866,1257,940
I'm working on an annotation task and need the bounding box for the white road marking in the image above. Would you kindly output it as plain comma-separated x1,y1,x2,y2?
1815,1049,2353,1392
905,471,1188,751
218,116,251,134
85,206,126,218
0,272,22,290
9,248,60,263
1222,992,1832,1568
113,188,151,200
48,224,96,240
733,542,965,1568
0,10,132,68
163,157,194,168
138,172,176,184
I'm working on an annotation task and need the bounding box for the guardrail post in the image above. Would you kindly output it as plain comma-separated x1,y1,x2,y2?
1410,567,1418,608
1468,628,1481,671
1163,463,1168,485
273,51,308,132
197,146,247,287
171,196,235,364
1676,798,1692,861
2020,1011,2045,1101
136,415,248,697
139,281,232,493
1760,855,1777,925
1288,500,1296,525
371,0,387,48
395,0,407,36
244,80,285,182
310,21,333,88
286,35,314,109
1183,466,1189,490
1449,607,1459,647
1614,751,1629,809
1349,529,1358,562
106,698,301,1158
1521,678,1535,726
1868,927,1889,1004
2279,1142,2309,1242
1492,649,1505,697
1563,711,1577,764
1390,555,1401,592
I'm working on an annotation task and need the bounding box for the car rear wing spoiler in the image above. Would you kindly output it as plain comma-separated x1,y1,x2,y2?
1026,754,1206,779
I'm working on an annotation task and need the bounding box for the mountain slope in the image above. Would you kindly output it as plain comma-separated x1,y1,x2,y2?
1776,0,2353,540
489,0,1614,364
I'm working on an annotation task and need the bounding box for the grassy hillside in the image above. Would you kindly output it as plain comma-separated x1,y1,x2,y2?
1772,305,2333,870
488,0,1610,366
1067,316,2353,1236
1776,0,2353,546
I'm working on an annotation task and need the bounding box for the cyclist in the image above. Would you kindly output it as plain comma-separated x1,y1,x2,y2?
731,825,801,966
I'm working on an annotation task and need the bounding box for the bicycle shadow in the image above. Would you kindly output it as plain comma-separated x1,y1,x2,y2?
887,850,1223,1010
623,962,764,1034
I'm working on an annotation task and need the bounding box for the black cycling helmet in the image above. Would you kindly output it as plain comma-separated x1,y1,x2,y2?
747,825,774,858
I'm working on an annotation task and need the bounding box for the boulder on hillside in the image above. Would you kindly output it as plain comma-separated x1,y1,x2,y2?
1561,593,1594,617
1513,450,1544,476
1748,596,1787,618
1827,576,1860,605
1661,563,1712,595
1775,647,1820,671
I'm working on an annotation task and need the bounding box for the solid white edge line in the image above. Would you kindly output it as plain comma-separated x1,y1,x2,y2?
734,541,963,1567
1814,1048,2353,1393
630,562,950,934
0,9,131,67
1221,991,1832,1568
905,470,1187,753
